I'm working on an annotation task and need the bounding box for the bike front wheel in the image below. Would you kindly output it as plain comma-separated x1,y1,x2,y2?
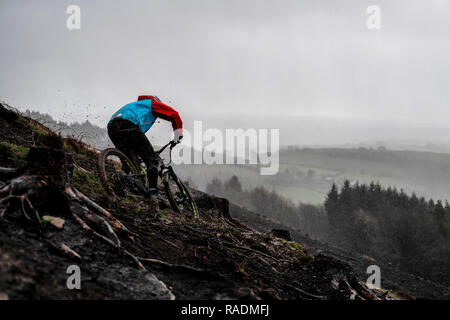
162,168,199,219
98,148,143,198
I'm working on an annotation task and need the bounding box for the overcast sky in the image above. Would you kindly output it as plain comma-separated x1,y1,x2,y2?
0,0,449,145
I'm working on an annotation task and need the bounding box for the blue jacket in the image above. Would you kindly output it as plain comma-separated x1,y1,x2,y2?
108,100,157,134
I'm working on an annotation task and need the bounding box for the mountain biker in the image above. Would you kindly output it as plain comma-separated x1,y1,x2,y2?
107,95,183,201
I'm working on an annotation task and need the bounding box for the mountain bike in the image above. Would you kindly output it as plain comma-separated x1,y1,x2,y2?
97,139,198,219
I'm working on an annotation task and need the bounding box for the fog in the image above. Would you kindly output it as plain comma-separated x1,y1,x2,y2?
1,0,449,147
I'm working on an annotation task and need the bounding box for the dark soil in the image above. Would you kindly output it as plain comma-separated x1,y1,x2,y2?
231,203,449,299
0,103,398,300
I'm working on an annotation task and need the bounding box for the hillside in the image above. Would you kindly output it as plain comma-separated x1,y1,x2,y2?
0,103,393,300
231,203,449,300
176,146,450,205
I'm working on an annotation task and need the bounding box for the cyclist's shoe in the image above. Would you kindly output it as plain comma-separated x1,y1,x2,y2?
146,188,161,200
147,188,157,200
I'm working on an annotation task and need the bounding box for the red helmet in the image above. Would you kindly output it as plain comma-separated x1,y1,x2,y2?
137,95,161,102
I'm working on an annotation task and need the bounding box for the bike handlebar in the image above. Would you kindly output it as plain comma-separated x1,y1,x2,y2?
156,136,182,155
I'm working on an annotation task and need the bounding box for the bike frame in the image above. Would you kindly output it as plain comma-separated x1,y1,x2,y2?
156,140,177,169
101,139,197,217
125,140,179,191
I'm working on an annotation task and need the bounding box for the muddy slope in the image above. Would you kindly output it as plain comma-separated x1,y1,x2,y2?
0,103,396,300
231,203,449,299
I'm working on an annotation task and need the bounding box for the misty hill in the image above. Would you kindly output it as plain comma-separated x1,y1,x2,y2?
177,146,450,205
0,103,392,300
205,174,450,292
21,109,111,150
231,202,449,300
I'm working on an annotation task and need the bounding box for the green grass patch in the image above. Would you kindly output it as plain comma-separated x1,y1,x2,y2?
72,167,104,194
135,205,142,214
287,241,313,263
64,138,98,158
122,195,139,204
288,241,301,250
159,211,167,219
39,217,52,226
0,141,29,159
29,122,50,135
16,115,52,136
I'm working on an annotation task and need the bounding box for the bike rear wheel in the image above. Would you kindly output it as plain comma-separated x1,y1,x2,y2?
162,168,198,219
98,148,144,198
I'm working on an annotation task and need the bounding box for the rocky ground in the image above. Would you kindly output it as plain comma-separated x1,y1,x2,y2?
0,103,403,300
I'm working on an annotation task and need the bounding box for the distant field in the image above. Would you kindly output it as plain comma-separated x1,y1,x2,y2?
267,185,326,205
176,148,450,205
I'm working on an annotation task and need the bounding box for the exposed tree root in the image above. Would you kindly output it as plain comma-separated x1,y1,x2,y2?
331,274,381,300
71,187,136,237
0,137,145,271
221,240,280,263
71,210,144,270
285,284,327,300
137,256,231,284
138,257,205,274
0,176,47,224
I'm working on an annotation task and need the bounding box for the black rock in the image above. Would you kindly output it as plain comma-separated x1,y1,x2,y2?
271,229,291,241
